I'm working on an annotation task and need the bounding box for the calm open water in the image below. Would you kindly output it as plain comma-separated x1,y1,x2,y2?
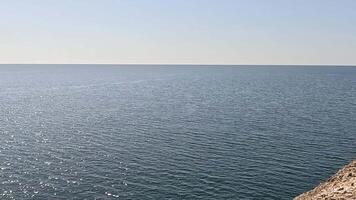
0,65,355,199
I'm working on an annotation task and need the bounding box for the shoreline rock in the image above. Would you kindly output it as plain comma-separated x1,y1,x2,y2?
294,160,356,199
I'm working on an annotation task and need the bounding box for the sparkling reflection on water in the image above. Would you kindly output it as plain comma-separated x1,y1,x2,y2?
0,65,355,199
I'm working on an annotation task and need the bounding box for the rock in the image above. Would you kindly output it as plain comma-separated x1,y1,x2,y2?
294,160,356,200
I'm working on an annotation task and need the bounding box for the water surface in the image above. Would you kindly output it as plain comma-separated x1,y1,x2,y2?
0,65,355,199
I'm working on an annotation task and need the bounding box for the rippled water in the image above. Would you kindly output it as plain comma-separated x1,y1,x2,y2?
0,65,355,199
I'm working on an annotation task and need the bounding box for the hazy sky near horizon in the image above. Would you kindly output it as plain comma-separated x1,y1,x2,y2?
1,0,356,65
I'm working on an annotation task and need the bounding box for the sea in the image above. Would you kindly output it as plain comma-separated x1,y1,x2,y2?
0,65,355,199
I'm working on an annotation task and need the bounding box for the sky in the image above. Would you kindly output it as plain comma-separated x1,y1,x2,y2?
0,0,356,65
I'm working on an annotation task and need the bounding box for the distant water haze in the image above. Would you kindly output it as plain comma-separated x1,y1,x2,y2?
0,65,355,199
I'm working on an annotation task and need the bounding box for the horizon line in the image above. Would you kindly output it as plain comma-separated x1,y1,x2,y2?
0,63,355,67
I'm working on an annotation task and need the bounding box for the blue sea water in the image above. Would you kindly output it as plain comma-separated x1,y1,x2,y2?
0,65,355,199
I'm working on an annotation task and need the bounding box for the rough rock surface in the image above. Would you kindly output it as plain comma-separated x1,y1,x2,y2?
294,160,356,200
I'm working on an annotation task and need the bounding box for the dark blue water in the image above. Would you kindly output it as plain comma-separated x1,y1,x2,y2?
0,65,355,199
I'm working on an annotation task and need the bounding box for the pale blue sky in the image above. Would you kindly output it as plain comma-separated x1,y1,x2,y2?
1,0,356,64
